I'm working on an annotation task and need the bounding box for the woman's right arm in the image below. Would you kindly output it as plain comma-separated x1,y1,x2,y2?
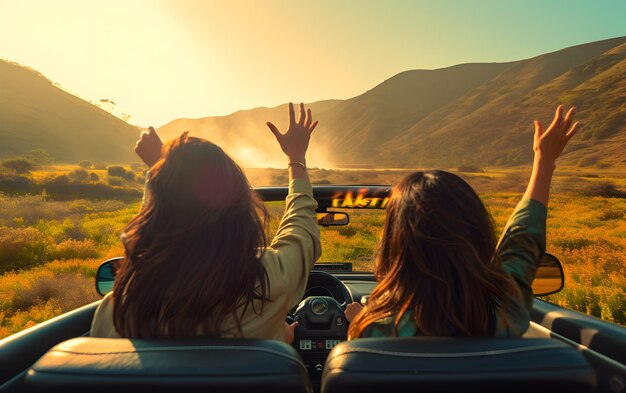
263,103,321,304
523,105,579,207
267,102,318,183
495,105,578,336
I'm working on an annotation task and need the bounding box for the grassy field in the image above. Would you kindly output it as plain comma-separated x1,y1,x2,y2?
0,165,624,338
312,195,626,326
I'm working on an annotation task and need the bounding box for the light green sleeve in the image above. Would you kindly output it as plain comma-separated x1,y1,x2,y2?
494,198,547,337
262,179,322,311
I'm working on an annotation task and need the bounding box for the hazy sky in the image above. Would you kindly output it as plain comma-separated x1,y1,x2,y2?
1,0,624,127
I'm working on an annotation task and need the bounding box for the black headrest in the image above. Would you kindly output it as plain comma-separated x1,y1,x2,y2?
24,337,312,393
322,337,596,393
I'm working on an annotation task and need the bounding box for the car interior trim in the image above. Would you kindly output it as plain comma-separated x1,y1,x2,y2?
329,342,568,359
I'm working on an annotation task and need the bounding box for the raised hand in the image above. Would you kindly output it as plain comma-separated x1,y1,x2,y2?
266,103,318,164
524,105,580,206
533,105,579,166
135,126,163,168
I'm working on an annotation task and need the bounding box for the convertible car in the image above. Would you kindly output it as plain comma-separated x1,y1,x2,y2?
0,186,624,393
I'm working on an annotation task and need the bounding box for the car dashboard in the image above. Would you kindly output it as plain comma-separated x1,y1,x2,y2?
291,264,377,386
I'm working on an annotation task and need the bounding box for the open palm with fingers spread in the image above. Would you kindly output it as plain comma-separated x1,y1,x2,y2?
266,102,318,163
533,105,579,166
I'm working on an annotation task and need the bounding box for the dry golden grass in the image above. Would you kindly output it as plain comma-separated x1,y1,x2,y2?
0,166,624,338
270,191,626,325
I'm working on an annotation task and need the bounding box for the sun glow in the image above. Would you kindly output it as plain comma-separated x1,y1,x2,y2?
1,0,624,127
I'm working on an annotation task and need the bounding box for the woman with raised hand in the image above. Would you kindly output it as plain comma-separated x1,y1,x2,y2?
347,106,578,338
90,103,321,341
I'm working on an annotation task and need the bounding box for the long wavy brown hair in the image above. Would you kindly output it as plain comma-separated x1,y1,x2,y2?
349,170,516,338
113,132,269,338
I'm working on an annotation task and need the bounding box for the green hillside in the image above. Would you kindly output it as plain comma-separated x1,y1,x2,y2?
160,36,625,169
0,60,139,163
381,36,626,168
3,36,624,168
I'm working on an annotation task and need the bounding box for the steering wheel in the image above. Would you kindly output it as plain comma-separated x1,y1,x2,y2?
293,295,347,336
288,271,354,380
308,270,353,307
289,271,354,347
286,270,353,324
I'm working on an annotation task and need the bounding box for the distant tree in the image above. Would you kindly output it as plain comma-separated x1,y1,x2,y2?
68,168,89,182
78,160,93,169
27,149,54,165
99,98,116,113
122,171,136,181
580,182,626,198
2,159,34,174
94,162,108,170
108,176,124,186
107,165,127,177
89,172,100,182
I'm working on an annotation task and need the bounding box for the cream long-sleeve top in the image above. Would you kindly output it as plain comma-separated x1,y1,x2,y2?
90,178,321,341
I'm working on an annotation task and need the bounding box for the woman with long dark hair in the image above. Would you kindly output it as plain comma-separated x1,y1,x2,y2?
347,105,579,337
90,103,321,340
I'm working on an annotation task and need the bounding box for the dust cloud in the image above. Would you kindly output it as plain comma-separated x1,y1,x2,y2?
160,117,335,169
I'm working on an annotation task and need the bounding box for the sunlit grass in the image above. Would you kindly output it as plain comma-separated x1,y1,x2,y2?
0,166,624,338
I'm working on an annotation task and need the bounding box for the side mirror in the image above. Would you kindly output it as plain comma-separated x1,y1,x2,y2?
532,253,565,296
317,212,350,227
95,257,122,296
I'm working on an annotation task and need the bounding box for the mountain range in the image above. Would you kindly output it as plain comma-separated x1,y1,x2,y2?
159,36,626,169
1,36,624,168
0,60,139,163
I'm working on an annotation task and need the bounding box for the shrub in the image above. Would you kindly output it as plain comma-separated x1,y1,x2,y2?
42,175,142,201
2,159,34,174
108,176,124,186
78,160,93,169
107,166,126,177
59,218,88,240
122,171,136,181
11,272,99,312
48,239,99,260
580,182,626,198
89,172,100,182
68,168,89,182
0,175,36,195
0,226,48,273
27,149,54,165
11,272,57,310
598,209,625,221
